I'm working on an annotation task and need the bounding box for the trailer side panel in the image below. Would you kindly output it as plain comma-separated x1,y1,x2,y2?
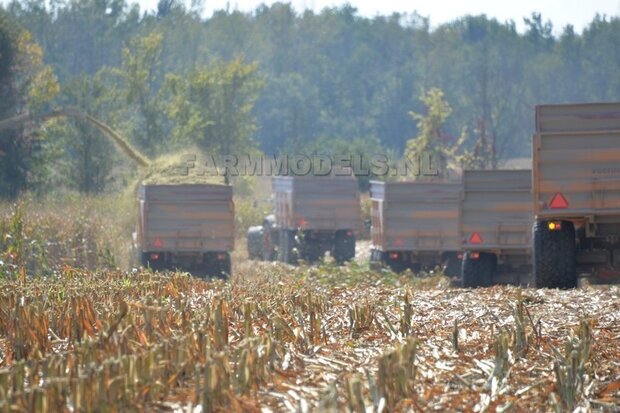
370,181,461,252
461,170,532,252
535,102,620,133
272,175,360,231
138,184,234,253
533,131,620,220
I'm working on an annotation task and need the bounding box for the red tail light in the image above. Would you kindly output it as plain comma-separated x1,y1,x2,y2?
457,253,463,259
149,253,160,260
469,232,482,244
598,269,620,280
389,252,400,260
346,230,353,237
216,253,228,260
549,192,569,209
470,252,480,259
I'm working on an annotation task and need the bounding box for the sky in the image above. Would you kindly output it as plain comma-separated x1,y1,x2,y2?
135,0,620,34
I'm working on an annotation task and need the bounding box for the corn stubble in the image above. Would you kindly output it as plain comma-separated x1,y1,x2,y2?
0,263,618,412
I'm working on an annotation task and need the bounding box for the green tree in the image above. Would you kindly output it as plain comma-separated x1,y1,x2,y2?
405,88,493,173
117,31,167,154
0,11,22,197
301,135,386,190
455,123,493,170
0,18,59,198
8,0,140,79
256,73,321,153
166,58,264,155
405,88,460,179
57,74,119,193
4,4,620,172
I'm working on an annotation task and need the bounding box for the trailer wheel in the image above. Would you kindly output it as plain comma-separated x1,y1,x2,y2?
369,248,383,270
142,252,165,272
384,251,407,273
334,230,356,264
205,252,231,280
217,253,232,280
299,234,322,263
409,263,422,273
279,229,298,265
141,252,149,268
461,252,496,288
533,220,577,289
262,224,278,261
442,252,462,278
246,226,264,260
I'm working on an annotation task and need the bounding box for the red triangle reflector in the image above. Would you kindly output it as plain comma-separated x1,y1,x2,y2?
549,192,569,209
152,238,164,248
394,237,404,247
469,232,482,244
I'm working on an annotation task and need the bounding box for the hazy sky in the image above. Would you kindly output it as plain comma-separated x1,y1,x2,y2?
136,0,620,34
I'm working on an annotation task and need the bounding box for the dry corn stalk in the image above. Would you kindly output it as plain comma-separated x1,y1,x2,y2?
551,319,593,411
348,302,375,339
375,337,419,410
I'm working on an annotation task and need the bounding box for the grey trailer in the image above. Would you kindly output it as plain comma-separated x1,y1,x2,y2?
368,180,462,275
250,174,361,264
135,183,234,278
460,169,533,287
532,102,620,288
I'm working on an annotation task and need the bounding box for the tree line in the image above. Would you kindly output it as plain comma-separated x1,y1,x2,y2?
1,0,619,196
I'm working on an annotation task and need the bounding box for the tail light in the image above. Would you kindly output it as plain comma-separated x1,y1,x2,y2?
548,221,562,231
389,252,400,260
457,253,463,259
216,253,228,260
149,253,160,260
598,269,620,280
346,230,353,237
470,252,480,259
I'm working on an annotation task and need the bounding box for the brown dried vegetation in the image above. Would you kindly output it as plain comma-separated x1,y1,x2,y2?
0,263,618,411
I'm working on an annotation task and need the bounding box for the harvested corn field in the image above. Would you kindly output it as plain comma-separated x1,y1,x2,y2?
0,262,618,412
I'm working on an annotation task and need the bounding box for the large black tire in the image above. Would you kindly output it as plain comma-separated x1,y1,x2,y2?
218,254,232,280
205,252,231,280
369,248,382,270
533,220,577,289
334,230,356,264
278,229,298,265
384,251,407,273
142,252,166,271
141,252,149,267
442,252,462,277
461,252,496,288
246,226,264,260
299,233,322,263
262,227,278,261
